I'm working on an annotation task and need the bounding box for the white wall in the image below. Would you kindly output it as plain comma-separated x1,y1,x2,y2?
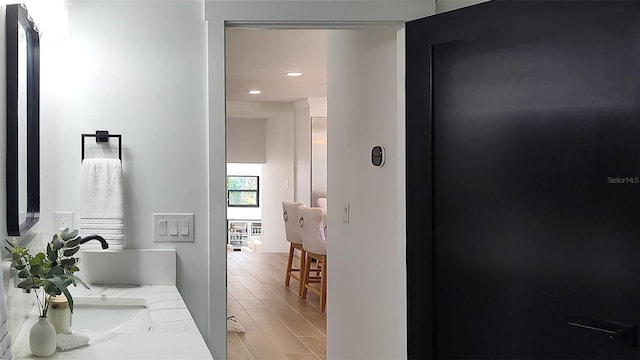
294,98,327,207
311,116,327,206
293,99,311,205
327,27,407,359
208,2,434,358
309,99,327,207
308,97,327,118
39,0,210,350
226,163,262,221
226,118,265,163
227,102,295,253
436,0,490,13
261,113,294,253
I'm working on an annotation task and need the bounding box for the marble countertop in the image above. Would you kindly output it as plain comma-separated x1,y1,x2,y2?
12,285,213,359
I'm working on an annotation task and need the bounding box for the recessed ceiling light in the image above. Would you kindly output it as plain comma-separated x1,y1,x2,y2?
248,90,262,95
285,72,303,77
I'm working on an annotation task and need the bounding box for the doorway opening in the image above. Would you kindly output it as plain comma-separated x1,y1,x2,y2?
220,22,406,360
225,28,328,359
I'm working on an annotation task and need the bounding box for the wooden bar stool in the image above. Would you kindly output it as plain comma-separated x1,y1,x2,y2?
282,201,306,296
299,206,327,312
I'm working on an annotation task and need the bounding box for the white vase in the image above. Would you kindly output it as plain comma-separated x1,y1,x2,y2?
30,317,57,357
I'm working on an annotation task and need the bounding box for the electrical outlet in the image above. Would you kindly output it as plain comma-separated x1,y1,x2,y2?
54,212,74,232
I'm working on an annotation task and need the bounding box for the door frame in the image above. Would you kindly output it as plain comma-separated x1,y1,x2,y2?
206,2,435,359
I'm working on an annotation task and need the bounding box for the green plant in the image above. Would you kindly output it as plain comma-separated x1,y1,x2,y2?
8,228,89,317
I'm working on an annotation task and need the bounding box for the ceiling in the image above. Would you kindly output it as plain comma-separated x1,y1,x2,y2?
225,29,327,103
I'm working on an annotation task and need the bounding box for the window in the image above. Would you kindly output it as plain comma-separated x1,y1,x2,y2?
227,176,259,207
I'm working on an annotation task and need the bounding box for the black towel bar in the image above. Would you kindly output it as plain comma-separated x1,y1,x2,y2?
81,131,122,162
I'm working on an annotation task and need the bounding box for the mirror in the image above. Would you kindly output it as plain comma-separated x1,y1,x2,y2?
6,5,40,236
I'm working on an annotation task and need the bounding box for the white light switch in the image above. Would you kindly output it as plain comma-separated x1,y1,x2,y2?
179,219,189,236
168,220,178,236
159,220,168,236
153,213,195,242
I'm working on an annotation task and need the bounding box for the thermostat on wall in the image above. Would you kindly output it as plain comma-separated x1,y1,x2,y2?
371,145,385,167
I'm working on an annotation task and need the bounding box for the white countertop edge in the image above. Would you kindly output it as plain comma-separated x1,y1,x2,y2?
12,285,213,360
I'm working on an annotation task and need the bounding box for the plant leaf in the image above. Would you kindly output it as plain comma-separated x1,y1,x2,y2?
47,244,58,262
52,237,64,250
73,275,90,290
63,246,80,257
43,277,74,313
66,230,79,241
44,283,60,295
61,228,70,240
17,269,30,278
46,266,64,278
61,258,76,267
17,279,33,289
29,254,44,267
66,237,81,248
14,264,25,270
30,265,42,277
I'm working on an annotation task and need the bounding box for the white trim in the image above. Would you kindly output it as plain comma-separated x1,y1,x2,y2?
225,21,402,29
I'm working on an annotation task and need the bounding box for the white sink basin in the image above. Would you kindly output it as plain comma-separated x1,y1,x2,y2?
71,296,152,334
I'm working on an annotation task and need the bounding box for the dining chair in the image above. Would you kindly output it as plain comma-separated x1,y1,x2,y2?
282,201,306,296
299,205,327,311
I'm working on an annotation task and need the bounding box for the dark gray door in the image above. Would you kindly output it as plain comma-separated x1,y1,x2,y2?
406,2,640,358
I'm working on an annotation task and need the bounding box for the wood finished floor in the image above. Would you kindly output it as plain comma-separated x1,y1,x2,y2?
227,251,327,360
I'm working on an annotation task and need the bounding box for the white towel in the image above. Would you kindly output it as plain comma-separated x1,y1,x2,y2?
0,265,13,360
80,158,125,250
56,333,89,351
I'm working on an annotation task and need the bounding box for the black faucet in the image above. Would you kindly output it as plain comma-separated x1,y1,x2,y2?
79,235,109,249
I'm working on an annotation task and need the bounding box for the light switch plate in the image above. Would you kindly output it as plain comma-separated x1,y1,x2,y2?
153,213,194,242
